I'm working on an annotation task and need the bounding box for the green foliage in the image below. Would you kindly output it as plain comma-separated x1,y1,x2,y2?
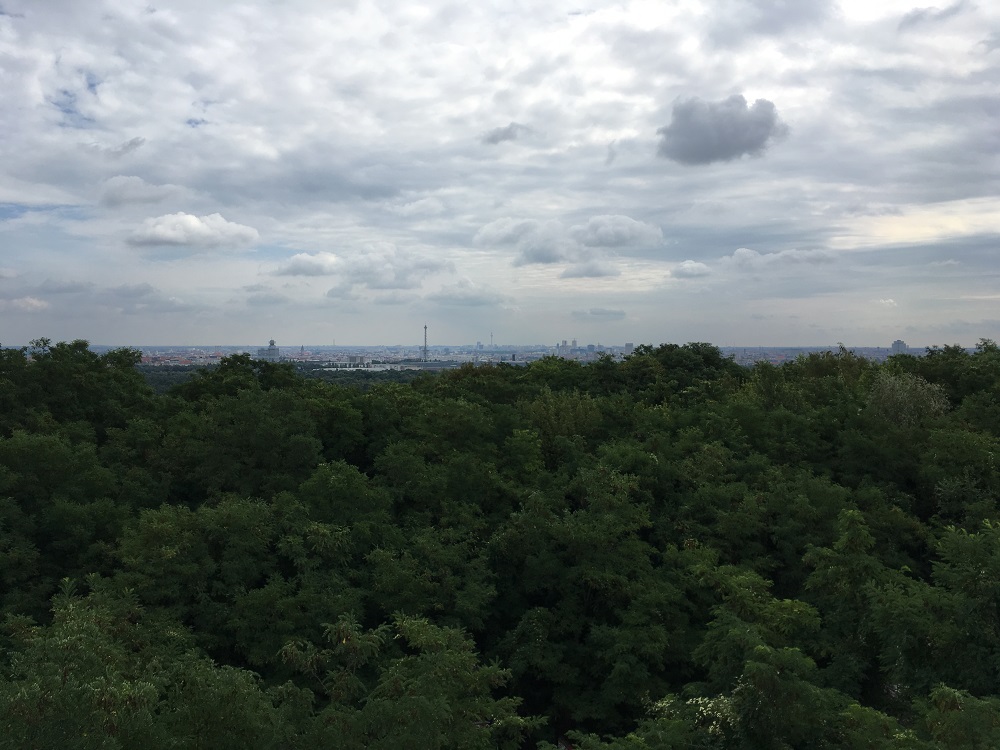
867,371,949,429
920,685,1000,748
0,580,308,750
3,338,1000,748
0,340,151,442
172,353,300,400
280,613,540,749
157,388,324,503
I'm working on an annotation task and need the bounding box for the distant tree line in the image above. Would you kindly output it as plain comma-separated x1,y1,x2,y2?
138,361,428,394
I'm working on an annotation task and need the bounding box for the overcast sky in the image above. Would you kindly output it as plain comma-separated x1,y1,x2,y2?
1,0,998,347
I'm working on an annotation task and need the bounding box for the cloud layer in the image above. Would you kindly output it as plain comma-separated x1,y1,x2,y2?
0,0,998,346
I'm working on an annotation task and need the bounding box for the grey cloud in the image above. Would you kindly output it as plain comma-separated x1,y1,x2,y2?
473,218,542,246
108,137,146,158
511,54,571,87
247,292,289,306
904,319,1000,338
111,283,157,299
571,215,663,247
483,219,576,266
982,32,1000,53
107,283,196,313
127,213,259,249
477,217,636,267
387,196,445,217
560,261,620,278
428,279,507,306
671,260,711,278
710,0,833,41
35,279,94,294
373,292,418,305
482,122,530,145
572,308,626,321
188,143,400,206
657,95,788,165
514,238,569,266
747,0,830,32
899,1,970,31
839,203,904,218
324,284,360,302
100,176,176,207
606,26,690,81
86,137,146,159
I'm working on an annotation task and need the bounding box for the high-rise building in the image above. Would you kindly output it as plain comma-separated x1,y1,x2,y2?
891,339,908,355
256,339,281,362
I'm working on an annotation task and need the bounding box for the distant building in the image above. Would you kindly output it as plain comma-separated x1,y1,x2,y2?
891,339,908,355
256,339,281,362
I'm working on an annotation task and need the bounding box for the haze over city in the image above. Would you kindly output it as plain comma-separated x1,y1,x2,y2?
1,0,998,347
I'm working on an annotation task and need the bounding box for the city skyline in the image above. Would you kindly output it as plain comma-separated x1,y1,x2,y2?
2,332,938,353
64,335,937,358
2,1,999,347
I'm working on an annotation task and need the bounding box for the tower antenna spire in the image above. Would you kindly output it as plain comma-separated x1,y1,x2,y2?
423,324,428,362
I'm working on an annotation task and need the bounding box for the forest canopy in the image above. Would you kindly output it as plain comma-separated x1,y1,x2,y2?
2,338,1000,748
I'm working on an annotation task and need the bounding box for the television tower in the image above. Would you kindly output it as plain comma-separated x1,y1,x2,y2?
423,324,428,362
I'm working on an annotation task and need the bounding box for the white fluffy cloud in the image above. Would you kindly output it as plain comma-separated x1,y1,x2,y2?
275,252,341,276
128,213,259,249
671,260,711,278
278,245,449,294
724,247,835,270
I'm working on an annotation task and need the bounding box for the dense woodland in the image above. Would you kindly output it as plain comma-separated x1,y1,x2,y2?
2,338,1000,748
